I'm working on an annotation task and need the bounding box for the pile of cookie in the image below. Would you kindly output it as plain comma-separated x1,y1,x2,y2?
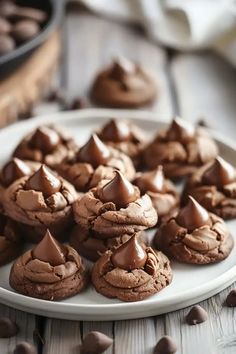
0,116,235,303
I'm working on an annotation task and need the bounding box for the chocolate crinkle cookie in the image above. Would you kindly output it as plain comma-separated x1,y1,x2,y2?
154,196,233,264
143,117,218,179
97,118,147,168
3,164,78,242
92,235,172,302
183,157,236,220
73,171,157,237
13,125,77,169
57,134,135,192
10,230,86,301
133,166,179,225
90,56,157,108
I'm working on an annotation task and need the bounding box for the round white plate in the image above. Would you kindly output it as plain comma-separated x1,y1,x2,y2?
0,108,236,321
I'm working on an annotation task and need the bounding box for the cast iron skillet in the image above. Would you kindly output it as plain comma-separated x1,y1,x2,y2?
0,0,64,78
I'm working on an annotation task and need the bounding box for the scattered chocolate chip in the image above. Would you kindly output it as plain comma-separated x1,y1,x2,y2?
47,88,67,104
70,97,86,110
80,331,113,354
11,20,40,43
197,118,210,128
0,317,18,338
13,341,37,354
0,17,11,34
0,34,15,54
154,336,177,354
186,305,208,325
226,289,236,307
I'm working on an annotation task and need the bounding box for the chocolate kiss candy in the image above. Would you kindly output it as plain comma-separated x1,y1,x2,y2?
167,117,195,143
186,305,208,325
226,289,236,307
77,134,111,168
25,165,61,198
98,171,137,208
176,196,210,231
80,331,113,354
202,156,236,188
154,335,177,354
100,119,131,142
30,126,60,154
0,317,18,338
2,158,31,186
110,56,135,81
13,341,37,354
32,230,66,266
111,235,147,270
134,166,165,194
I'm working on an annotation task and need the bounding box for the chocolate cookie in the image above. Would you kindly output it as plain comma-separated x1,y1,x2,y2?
143,117,218,179
98,119,146,168
92,235,172,302
57,134,135,192
73,171,157,237
133,166,179,225
10,230,86,301
91,57,157,108
70,224,148,262
154,196,233,264
183,157,236,219
13,125,77,169
3,165,78,242
0,214,22,266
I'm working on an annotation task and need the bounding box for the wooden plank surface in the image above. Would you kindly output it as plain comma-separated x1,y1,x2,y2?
0,6,236,354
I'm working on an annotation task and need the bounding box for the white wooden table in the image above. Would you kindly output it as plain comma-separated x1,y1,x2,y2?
1,6,236,354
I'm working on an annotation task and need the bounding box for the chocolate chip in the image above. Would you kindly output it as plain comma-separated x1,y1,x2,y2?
0,317,18,338
186,305,208,325
154,336,177,354
47,88,66,103
0,34,15,54
70,97,86,110
226,289,236,307
0,17,11,34
11,20,40,43
80,331,113,354
13,341,37,354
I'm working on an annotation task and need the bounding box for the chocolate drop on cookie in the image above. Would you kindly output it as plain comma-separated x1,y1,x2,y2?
186,305,208,325
100,119,131,142
2,158,31,186
134,166,165,194
77,134,111,168
0,34,15,54
13,341,37,354
176,196,210,231
98,171,138,208
80,331,113,354
109,57,135,81
11,20,40,43
30,126,61,154
32,230,66,266
0,317,18,338
167,117,195,143
111,235,147,270
154,336,177,354
25,165,61,198
226,289,236,307
202,157,235,187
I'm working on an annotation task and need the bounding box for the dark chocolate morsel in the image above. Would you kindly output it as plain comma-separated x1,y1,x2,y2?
167,117,195,143
25,165,61,198
0,34,15,54
69,97,86,110
11,20,40,43
109,57,135,81
77,134,111,168
0,317,18,338
111,235,147,270
226,289,236,307
98,170,138,208
176,196,210,231
100,119,131,143
30,126,61,154
32,230,66,266
13,341,37,354
2,158,31,186
202,156,236,188
134,166,165,194
154,335,177,354
80,331,113,354
186,305,208,325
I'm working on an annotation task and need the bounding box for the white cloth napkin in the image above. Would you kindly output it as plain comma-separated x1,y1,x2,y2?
78,0,236,66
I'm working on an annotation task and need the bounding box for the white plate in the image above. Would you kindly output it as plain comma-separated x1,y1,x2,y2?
0,108,236,321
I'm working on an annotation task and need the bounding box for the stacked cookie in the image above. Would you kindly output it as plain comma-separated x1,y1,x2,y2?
0,116,234,303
